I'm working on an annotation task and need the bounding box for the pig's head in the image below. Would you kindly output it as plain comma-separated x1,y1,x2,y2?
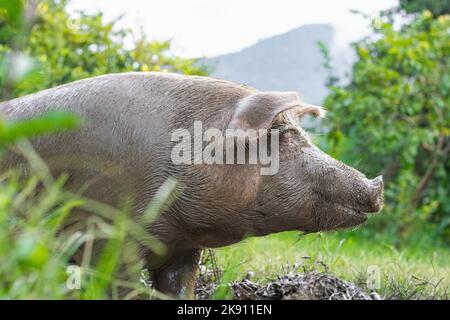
228,91,384,234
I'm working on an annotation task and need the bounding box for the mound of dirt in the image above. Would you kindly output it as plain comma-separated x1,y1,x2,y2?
232,271,376,300
195,270,379,300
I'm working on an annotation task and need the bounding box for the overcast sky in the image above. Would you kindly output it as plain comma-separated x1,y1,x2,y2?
68,0,398,58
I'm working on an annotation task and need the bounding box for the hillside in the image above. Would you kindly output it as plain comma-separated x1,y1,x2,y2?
205,24,335,104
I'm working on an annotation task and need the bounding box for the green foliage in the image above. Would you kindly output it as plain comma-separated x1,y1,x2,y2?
0,110,81,147
324,12,450,245
0,1,87,146
0,1,194,299
0,0,207,99
0,170,81,299
212,246,246,300
0,146,171,299
400,0,450,16
0,0,26,37
214,231,450,300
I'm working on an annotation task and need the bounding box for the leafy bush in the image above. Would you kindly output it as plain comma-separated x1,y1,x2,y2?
0,143,174,299
0,0,207,100
0,0,196,299
399,0,450,17
324,12,449,245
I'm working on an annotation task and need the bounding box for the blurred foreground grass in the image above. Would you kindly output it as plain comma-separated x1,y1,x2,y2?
1,142,447,299
0,142,172,299
213,231,450,300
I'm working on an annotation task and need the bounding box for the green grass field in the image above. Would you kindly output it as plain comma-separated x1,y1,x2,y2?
213,231,450,299
1,159,448,300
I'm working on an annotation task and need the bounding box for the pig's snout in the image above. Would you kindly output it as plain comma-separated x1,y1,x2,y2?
367,175,384,213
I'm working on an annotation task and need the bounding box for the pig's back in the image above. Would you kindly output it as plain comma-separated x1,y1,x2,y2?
1,72,252,139
0,72,253,210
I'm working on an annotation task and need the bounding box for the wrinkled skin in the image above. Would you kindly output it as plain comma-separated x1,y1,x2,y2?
0,72,383,298
251,112,383,235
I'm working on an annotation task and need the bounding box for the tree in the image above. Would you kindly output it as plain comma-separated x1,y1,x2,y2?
0,1,178,298
399,0,450,17
0,0,81,146
324,12,449,245
0,0,207,100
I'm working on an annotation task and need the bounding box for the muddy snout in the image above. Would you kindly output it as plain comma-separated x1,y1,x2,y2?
366,175,384,213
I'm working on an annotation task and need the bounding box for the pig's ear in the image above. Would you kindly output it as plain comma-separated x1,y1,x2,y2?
228,91,325,130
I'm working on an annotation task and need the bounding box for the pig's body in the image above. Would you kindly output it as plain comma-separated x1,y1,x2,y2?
2,73,256,243
0,72,383,298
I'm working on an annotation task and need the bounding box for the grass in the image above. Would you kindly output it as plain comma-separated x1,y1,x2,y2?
1,145,448,300
2,154,448,300
0,142,173,300
212,231,450,300
2,152,448,300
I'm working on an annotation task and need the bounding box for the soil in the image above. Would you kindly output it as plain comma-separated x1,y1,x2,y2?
195,262,381,300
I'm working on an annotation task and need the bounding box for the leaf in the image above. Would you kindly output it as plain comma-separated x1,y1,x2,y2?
0,110,83,146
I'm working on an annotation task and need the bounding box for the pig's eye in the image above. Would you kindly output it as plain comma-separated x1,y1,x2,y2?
280,129,298,145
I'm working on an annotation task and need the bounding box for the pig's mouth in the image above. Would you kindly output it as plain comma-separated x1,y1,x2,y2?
327,203,369,230
302,203,370,232
341,205,367,218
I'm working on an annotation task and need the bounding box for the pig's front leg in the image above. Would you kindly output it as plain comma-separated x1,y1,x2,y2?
151,249,202,299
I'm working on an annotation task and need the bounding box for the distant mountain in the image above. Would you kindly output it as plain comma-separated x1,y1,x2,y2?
205,24,335,104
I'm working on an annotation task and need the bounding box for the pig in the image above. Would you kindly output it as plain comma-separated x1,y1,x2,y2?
0,72,383,298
